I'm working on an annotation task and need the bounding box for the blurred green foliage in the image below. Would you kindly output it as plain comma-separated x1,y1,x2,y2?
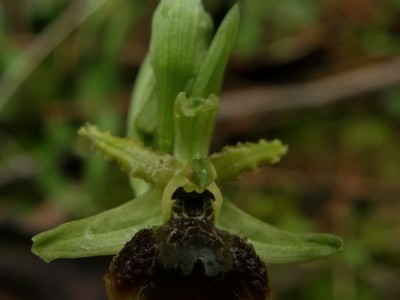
1,0,399,299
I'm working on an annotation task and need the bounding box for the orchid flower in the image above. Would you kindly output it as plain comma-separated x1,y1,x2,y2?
32,1,343,299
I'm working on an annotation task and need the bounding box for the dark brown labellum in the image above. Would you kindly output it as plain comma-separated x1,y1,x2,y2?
105,188,271,300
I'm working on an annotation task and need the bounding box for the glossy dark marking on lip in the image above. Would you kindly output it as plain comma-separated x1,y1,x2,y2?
105,188,270,300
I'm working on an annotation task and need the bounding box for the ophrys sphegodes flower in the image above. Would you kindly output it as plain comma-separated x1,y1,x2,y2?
105,187,270,300
31,1,343,299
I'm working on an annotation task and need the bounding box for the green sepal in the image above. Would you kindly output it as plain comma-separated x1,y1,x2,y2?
190,3,240,97
32,190,163,262
174,93,219,162
150,0,213,152
210,139,288,184
218,198,344,264
32,191,343,264
78,124,182,188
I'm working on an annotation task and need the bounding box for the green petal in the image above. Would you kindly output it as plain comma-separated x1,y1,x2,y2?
218,198,344,264
210,139,288,184
190,3,240,97
32,190,163,262
150,0,213,152
78,123,182,188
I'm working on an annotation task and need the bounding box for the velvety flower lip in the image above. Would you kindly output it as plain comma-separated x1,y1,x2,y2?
105,188,271,300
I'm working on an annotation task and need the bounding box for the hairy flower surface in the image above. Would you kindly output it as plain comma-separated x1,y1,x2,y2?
105,188,270,300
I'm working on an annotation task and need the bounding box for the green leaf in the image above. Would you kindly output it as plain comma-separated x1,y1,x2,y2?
190,3,240,97
78,124,182,188
32,190,163,262
218,198,344,264
126,54,157,143
150,0,213,153
210,139,288,184
174,93,219,162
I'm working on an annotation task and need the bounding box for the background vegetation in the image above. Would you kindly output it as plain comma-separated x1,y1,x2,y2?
1,0,399,299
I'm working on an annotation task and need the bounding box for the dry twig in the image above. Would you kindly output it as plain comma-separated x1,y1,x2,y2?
220,57,400,121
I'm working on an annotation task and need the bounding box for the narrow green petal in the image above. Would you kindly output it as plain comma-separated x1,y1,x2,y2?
190,4,240,97
32,190,163,262
151,0,213,152
218,198,343,264
210,139,288,184
78,124,181,188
